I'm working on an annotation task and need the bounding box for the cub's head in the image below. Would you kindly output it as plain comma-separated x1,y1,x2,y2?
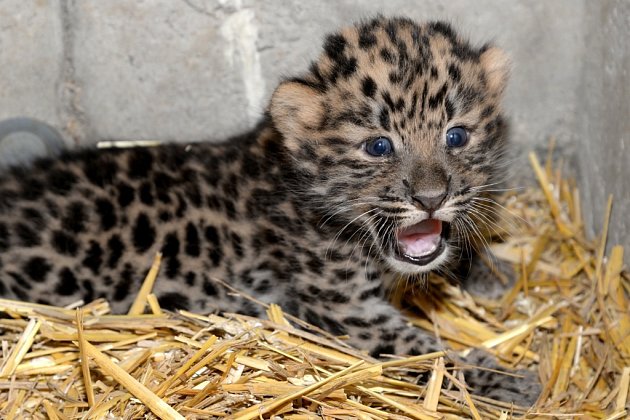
269,17,510,275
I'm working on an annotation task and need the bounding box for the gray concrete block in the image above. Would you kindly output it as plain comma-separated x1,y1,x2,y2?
576,0,630,252
70,0,254,143
0,0,65,142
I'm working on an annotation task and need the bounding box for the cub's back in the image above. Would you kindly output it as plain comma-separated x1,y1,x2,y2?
0,135,280,311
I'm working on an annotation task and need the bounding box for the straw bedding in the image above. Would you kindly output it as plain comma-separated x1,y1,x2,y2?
0,151,628,419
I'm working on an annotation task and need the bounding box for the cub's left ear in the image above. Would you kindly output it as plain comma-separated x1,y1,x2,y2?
480,47,511,95
269,81,323,139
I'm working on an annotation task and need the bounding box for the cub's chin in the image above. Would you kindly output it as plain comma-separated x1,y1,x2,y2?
385,219,452,274
385,247,452,274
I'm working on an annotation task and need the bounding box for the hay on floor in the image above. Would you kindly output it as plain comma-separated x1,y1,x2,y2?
0,150,627,419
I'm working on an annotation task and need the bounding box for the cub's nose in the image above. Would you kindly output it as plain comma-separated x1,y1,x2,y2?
412,191,447,212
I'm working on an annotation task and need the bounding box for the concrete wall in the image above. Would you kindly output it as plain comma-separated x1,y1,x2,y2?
0,0,590,146
575,0,630,252
0,0,628,250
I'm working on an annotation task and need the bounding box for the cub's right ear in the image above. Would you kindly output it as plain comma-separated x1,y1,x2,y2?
269,81,323,140
480,47,511,96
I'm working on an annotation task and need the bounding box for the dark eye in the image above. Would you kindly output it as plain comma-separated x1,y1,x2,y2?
446,127,469,148
365,137,393,156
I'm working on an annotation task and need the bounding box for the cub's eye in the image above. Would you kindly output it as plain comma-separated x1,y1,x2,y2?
365,137,393,156
446,127,469,148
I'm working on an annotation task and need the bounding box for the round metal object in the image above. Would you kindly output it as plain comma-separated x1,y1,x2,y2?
0,117,66,170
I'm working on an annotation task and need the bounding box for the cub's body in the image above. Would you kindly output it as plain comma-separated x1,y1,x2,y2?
0,17,538,403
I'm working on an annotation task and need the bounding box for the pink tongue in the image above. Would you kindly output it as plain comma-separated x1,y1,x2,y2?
397,219,443,257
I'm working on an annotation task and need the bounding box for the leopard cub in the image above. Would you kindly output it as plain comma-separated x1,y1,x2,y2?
0,17,539,404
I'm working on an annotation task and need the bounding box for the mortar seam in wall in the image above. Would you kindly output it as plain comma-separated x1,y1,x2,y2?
181,0,215,17
181,0,266,126
219,4,265,125
56,0,91,147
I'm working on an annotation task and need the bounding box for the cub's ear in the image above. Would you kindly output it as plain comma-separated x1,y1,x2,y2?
480,47,511,96
269,81,323,139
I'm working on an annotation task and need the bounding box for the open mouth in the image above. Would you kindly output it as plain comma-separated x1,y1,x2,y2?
395,219,450,266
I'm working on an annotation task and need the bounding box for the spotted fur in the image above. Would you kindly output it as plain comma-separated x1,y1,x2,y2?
0,17,538,404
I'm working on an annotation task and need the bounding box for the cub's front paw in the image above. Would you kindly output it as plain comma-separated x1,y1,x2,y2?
458,251,517,301
460,349,540,407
